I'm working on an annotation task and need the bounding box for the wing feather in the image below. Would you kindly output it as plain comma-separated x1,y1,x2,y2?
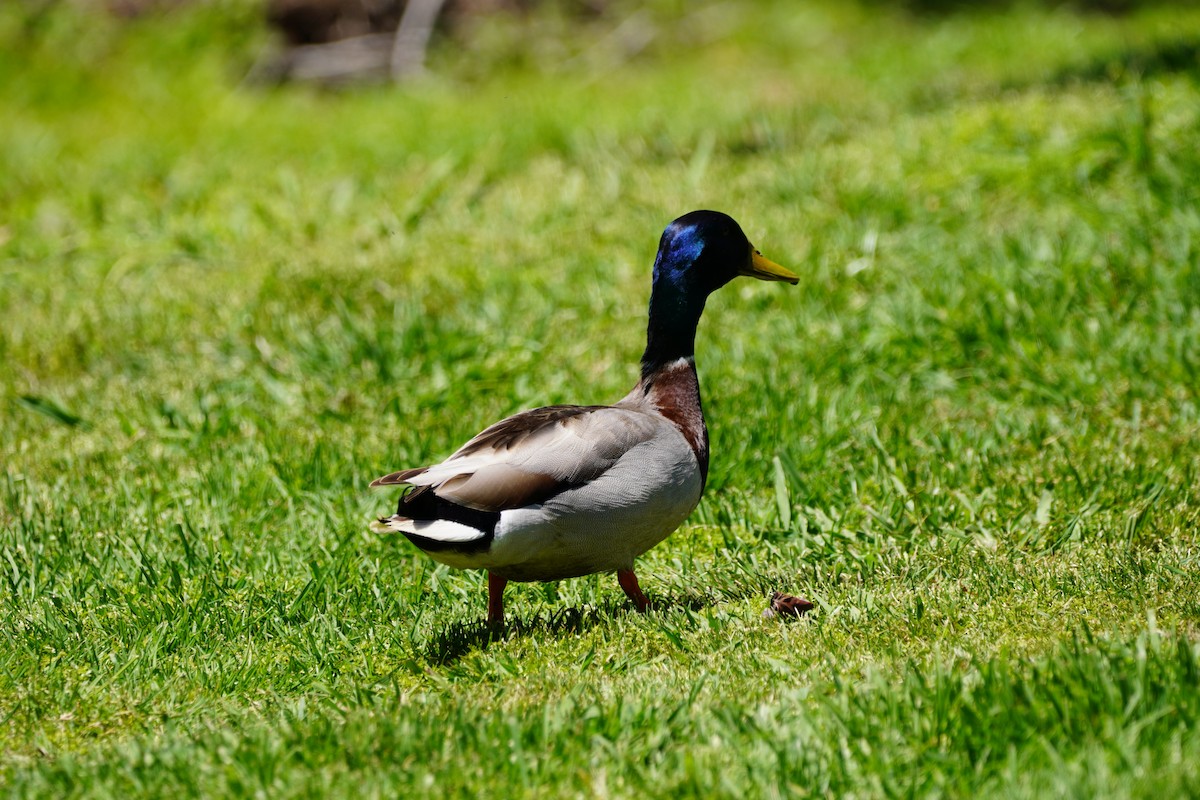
370,467,428,487
372,405,662,513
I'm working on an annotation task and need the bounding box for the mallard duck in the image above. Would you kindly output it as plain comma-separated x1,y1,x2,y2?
371,210,797,624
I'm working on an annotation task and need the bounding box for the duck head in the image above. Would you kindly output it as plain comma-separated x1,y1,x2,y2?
642,210,797,374
653,210,798,294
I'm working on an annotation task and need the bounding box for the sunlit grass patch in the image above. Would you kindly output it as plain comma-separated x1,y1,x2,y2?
2,0,1200,796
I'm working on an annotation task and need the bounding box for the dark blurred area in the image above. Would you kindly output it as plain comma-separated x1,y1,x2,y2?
11,0,1196,87
257,0,1185,47
255,0,1193,85
250,0,611,83
91,0,1184,40
265,0,559,47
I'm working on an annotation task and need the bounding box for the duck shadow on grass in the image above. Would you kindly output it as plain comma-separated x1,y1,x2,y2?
420,590,730,665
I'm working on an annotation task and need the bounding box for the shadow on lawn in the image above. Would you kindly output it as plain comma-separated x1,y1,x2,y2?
421,590,725,665
914,36,1200,110
1031,37,1200,87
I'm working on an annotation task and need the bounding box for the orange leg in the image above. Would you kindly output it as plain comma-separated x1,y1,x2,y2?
487,572,508,625
617,568,649,612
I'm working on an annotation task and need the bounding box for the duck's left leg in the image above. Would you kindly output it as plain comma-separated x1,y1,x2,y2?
617,568,649,612
487,572,508,625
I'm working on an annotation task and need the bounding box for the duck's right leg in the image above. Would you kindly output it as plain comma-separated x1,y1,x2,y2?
487,571,508,625
617,568,649,612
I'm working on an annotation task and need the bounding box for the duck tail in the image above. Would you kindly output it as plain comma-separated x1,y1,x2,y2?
371,515,415,535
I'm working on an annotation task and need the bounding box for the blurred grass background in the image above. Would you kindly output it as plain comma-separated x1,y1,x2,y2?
2,0,1200,796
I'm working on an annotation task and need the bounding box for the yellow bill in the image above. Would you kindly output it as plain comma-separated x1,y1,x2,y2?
742,249,799,284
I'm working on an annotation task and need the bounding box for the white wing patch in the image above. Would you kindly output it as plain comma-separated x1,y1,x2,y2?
371,515,487,542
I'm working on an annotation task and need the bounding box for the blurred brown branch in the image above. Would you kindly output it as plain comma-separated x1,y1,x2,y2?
255,0,545,84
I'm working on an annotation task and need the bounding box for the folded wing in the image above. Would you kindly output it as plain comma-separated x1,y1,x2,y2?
371,404,661,543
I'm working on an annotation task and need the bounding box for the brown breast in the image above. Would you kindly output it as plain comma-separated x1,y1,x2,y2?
642,358,709,486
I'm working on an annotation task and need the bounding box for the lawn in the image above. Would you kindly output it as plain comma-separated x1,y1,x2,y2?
2,0,1200,796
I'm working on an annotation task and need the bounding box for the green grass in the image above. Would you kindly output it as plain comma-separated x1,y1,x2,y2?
2,0,1200,796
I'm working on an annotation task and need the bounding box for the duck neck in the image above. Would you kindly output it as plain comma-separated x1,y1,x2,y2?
640,277,706,381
